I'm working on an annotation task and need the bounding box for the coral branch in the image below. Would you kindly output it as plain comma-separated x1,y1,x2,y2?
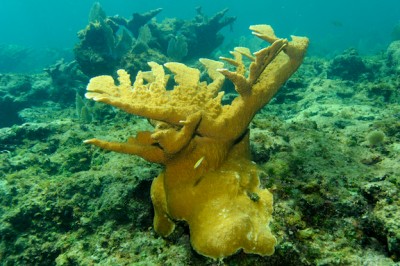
127,8,163,37
84,131,165,163
151,112,202,154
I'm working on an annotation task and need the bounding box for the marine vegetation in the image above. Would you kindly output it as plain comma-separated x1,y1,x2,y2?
83,24,309,258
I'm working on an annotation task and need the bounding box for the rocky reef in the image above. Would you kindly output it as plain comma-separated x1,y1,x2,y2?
327,48,371,81
0,60,88,128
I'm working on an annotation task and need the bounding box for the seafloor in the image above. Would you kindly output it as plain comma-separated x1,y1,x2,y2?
1,7,400,266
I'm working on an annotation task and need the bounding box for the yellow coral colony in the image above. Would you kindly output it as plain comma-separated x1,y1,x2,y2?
84,25,309,259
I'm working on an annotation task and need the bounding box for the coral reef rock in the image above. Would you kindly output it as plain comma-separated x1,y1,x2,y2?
327,48,370,81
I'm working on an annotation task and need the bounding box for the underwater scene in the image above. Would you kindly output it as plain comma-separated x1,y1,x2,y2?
0,1,400,265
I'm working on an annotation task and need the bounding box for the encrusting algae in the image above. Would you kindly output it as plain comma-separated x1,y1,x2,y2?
84,25,309,259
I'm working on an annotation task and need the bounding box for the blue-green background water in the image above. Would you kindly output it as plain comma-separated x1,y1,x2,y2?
2,0,399,50
0,0,399,72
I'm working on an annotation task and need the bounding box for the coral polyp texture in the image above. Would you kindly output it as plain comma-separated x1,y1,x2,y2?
84,25,309,258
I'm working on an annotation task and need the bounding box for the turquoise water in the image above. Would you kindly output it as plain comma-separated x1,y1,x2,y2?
1,0,399,53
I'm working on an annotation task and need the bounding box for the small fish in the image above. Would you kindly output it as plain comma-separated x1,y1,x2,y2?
194,156,205,169
331,20,343,27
